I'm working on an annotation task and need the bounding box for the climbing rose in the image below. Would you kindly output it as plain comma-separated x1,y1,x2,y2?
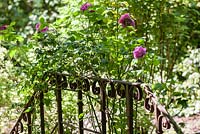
133,46,146,59
35,23,48,33
0,25,8,31
118,13,135,27
80,2,92,11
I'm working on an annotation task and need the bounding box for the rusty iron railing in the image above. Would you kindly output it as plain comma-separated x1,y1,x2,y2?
9,72,182,134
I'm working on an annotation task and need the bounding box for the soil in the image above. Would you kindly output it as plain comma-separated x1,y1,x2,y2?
166,113,200,134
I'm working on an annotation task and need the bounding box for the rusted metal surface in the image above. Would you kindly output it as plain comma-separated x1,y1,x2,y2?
143,85,171,133
9,72,177,134
56,88,64,134
78,89,83,134
99,80,107,134
126,85,133,134
56,74,64,134
40,91,45,134
27,112,32,134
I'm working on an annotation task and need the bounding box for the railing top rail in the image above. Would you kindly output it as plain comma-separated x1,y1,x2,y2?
48,72,142,86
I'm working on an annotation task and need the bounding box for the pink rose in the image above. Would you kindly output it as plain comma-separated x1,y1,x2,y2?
80,2,92,11
35,23,48,33
133,46,147,59
118,13,135,28
40,27,48,33
35,23,40,31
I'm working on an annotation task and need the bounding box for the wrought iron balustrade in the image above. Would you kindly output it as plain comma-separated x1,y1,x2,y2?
10,72,182,134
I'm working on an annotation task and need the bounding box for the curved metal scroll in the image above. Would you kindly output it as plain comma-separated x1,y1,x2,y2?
69,81,78,90
108,82,116,98
82,79,90,92
143,85,171,133
92,81,101,95
116,83,126,98
133,85,143,101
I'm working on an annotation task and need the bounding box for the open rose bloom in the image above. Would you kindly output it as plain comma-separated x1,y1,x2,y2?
118,13,135,28
35,23,48,33
80,2,92,11
133,46,147,59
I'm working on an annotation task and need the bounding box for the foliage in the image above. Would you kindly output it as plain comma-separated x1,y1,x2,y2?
172,48,200,116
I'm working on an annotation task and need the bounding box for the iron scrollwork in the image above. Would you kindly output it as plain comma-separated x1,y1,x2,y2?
116,83,126,98
92,81,101,95
10,112,31,134
108,82,116,98
144,95,154,113
81,79,90,92
69,81,78,90
10,73,175,134
133,85,143,101
143,85,171,133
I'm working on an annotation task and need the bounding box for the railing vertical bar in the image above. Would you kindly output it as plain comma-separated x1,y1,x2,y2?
56,88,64,134
126,85,133,134
87,96,102,132
78,89,84,134
40,91,45,134
100,81,106,134
27,112,32,134
50,123,58,134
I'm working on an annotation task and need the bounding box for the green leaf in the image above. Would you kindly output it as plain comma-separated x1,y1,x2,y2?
44,98,51,106
152,83,164,90
137,38,144,44
153,59,159,66
177,99,188,108
24,107,33,113
10,22,16,26
78,113,84,119
117,55,123,61
8,49,17,58
39,17,45,24
16,36,24,42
